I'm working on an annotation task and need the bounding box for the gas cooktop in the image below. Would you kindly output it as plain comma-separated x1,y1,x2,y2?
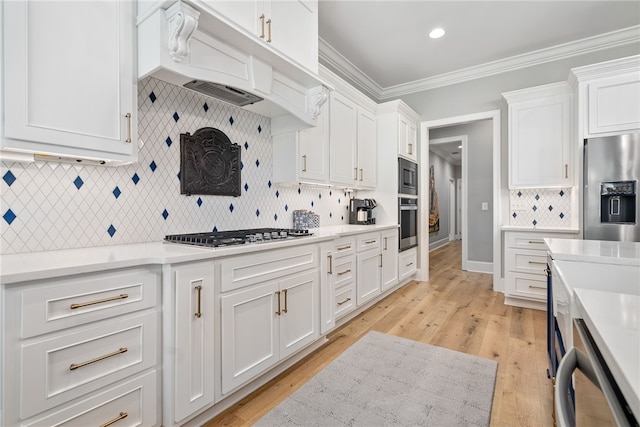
164,228,312,247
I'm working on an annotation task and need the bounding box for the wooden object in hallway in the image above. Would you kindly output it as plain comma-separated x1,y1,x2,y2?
205,241,553,427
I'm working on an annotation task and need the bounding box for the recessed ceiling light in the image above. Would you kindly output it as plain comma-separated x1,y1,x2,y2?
429,28,445,39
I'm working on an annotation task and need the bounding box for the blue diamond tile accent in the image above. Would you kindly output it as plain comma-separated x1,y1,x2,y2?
3,170,16,187
149,161,157,172
113,186,121,199
244,142,249,150
173,112,180,122
149,91,156,103
329,191,332,196
274,213,278,221
298,187,301,194
244,183,249,192
285,204,289,212
533,219,538,226
311,201,314,207
338,198,341,204
275,190,279,198
176,171,181,181
213,226,218,232
318,193,322,199
203,103,209,112
532,205,537,211
559,190,565,197
256,209,260,217
107,224,116,237
517,191,522,197
258,125,262,133
330,212,333,218
240,161,244,170
162,209,169,220
229,204,234,213
512,212,517,218
535,194,540,200
560,212,565,219
229,116,234,125
197,197,203,207
3,209,16,225
341,215,344,221
548,205,553,211
166,136,173,147
132,173,140,185
73,176,84,189
268,180,272,188
255,159,260,167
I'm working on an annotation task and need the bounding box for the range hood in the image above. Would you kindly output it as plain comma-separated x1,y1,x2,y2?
137,1,330,135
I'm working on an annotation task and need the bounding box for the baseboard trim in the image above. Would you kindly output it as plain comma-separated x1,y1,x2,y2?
429,237,449,252
464,260,493,274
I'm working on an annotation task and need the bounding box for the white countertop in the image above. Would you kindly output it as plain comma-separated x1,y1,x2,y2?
545,238,640,266
574,288,640,420
501,225,580,233
0,224,398,284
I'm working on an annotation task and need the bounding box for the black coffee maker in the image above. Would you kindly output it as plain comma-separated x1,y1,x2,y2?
349,198,377,225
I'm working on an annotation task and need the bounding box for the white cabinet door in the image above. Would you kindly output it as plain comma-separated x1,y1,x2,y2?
299,100,330,183
397,113,417,161
279,271,319,358
269,0,318,72
329,91,358,187
221,282,279,395
320,243,336,334
356,108,377,189
587,72,640,136
356,249,381,306
2,0,137,162
381,229,399,291
174,263,216,423
505,83,573,188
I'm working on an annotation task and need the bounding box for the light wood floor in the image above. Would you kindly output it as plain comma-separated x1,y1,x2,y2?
206,241,554,426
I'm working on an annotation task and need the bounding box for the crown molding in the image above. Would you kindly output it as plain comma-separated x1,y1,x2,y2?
319,25,640,102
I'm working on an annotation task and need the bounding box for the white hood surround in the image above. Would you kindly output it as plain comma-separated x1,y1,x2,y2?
137,1,330,135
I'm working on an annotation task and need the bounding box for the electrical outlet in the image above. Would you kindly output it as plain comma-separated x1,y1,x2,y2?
481,202,489,211
510,200,528,211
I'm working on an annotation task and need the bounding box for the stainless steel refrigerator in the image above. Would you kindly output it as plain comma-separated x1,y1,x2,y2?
584,133,640,242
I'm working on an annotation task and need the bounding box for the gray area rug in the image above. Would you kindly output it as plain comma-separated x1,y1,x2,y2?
255,331,498,427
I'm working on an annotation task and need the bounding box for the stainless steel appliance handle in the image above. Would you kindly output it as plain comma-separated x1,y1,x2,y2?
555,347,599,427
400,206,418,211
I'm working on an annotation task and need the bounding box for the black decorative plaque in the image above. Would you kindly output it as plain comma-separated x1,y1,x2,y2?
180,127,241,196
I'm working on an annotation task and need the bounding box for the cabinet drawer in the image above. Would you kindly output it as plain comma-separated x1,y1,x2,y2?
221,244,317,292
506,249,548,275
356,232,381,253
505,233,549,251
333,236,356,258
21,311,158,419
333,256,355,288
399,248,417,281
23,371,157,427
507,271,547,301
335,285,355,319
16,267,160,339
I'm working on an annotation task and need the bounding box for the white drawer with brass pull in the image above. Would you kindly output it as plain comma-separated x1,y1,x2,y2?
335,285,355,319
20,311,157,419
398,247,417,281
356,232,381,253
333,257,355,288
332,236,356,258
16,267,160,338
505,248,548,275
22,371,157,427
512,272,548,299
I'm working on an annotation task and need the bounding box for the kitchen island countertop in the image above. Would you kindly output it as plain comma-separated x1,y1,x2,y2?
545,238,640,266
0,224,399,284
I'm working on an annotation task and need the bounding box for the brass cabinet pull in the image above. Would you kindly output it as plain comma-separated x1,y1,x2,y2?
337,269,351,276
302,154,307,172
337,297,351,306
528,240,545,244
359,168,363,181
194,285,202,318
408,143,413,155
383,237,387,250
266,18,272,42
353,167,358,180
70,294,128,309
70,347,128,371
406,262,414,267
328,254,333,274
379,254,383,268
529,285,546,290
275,291,281,315
282,289,288,313
125,113,132,143
259,14,265,39
364,240,377,244
337,245,351,251
528,261,547,265
100,412,128,427
565,164,568,179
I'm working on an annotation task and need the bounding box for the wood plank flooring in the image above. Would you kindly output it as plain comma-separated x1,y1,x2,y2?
205,241,554,426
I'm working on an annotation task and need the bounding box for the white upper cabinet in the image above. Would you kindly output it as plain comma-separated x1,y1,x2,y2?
570,55,640,138
2,0,137,163
207,0,318,72
503,82,574,188
356,108,377,189
397,113,418,162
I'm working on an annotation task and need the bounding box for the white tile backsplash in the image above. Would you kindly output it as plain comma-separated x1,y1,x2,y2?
0,77,350,254
509,188,572,227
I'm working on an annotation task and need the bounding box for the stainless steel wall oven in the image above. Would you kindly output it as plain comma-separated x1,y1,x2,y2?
399,197,418,251
398,158,418,195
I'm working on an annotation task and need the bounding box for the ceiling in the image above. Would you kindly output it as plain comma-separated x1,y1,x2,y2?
430,140,462,166
317,1,640,100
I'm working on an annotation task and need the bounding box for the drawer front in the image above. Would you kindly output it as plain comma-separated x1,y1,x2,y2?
506,249,548,275
17,267,160,339
399,248,417,281
21,311,158,419
23,371,157,427
356,232,381,253
333,237,356,258
505,231,577,251
508,271,547,301
335,285,355,319
333,256,355,288
221,244,317,292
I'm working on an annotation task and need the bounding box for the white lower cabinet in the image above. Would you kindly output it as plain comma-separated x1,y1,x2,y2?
171,262,216,424
357,248,382,305
399,247,418,282
220,265,319,395
381,229,399,291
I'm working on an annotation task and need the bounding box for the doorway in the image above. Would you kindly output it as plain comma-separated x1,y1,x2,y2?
417,110,503,293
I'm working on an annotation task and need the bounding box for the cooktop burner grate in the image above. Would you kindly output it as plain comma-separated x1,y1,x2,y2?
164,228,312,247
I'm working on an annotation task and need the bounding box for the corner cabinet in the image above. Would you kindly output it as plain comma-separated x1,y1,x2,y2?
503,82,574,188
2,0,137,163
